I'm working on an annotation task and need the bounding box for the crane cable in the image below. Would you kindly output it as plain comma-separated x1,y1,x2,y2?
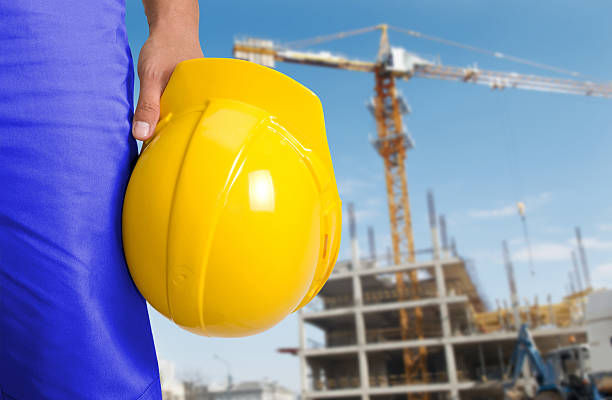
517,202,535,276
284,25,381,49
387,25,587,79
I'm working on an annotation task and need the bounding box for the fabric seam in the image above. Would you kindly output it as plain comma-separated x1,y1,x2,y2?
0,372,161,400
134,372,161,400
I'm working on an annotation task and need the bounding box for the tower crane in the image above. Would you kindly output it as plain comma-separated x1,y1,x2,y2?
233,24,612,400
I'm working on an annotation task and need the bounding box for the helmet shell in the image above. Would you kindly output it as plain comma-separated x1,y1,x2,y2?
122,58,341,337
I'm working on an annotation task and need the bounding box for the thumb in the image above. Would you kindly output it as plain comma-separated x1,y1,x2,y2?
132,77,163,141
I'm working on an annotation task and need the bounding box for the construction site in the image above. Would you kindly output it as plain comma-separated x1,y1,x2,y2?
293,197,592,400
233,24,612,400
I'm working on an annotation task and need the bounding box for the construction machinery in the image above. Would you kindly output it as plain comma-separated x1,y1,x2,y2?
505,324,605,400
233,24,612,398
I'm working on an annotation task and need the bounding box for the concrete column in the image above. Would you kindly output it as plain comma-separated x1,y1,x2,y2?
571,251,588,317
477,344,487,381
347,203,370,400
497,344,505,379
367,226,376,265
439,215,450,258
575,227,592,289
298,310,309,397
450,237,458,257
348,203,361,272
428,191,459,400
311,361,321,392
465,306,475,335
568,272,576,294
353,273,370,400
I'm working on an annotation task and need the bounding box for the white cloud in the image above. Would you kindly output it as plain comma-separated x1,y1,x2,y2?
529,192,552,205
592,263,612,289
598,224,612,232
467,192,552,219
512,242,571,262
365,196,384,207
469,249,501,263
583,237,612,250
567,237,612,251
468,204,516,218
541,226,568,235
508,237,526,246
337,178,371,196
341,206,380,228
509,236,612,264
354,208,378,222
338,194,384,225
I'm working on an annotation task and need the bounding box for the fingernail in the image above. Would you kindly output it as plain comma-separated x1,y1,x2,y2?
133,121,151,139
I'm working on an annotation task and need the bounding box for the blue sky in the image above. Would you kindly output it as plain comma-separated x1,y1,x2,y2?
125,0,612,392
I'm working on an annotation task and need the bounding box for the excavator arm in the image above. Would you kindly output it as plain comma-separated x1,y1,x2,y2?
507,324,557,389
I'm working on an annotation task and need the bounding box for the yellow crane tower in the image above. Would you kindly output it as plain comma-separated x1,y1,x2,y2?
233,24,612,399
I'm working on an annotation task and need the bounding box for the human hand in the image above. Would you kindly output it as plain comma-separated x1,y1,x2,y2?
132,26,203,141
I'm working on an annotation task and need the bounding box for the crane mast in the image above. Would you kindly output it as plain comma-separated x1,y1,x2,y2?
372,26,428,394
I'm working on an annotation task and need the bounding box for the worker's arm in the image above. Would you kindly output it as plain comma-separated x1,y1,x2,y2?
132,0,204,140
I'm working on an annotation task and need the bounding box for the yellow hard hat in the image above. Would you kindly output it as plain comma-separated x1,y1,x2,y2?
122,58,341,337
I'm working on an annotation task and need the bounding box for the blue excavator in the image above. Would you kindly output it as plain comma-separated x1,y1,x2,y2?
505,324,606,400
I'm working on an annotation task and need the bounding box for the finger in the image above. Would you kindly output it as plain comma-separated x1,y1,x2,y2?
132,75,164,141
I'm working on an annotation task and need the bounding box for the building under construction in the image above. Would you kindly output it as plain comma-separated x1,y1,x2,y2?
295,195,589,400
